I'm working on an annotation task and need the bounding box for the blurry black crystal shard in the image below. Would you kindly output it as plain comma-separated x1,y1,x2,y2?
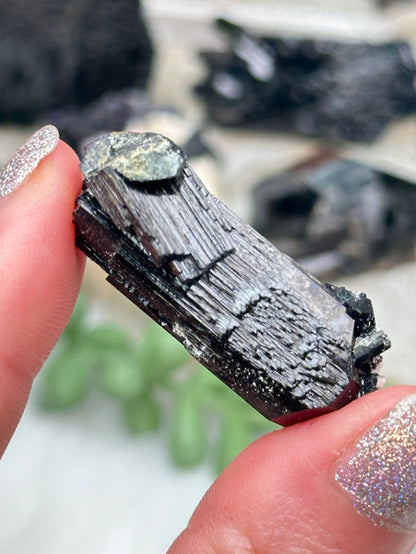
0,0,153,124
377,0,413,6
47,90,151,150
182,131,215,160
46,91,215,156
197,19,416,142
252,153,416,277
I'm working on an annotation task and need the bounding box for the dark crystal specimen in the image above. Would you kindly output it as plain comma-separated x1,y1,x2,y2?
323,284,390,395
73,132,390,425
377,0,412,6
0,0,153,124
252,153,416,277
46,90,151,151
196,19,416,142
47,94,210,155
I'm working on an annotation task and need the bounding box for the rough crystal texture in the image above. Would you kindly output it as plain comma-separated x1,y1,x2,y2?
324,284,390,395
74,132,390,424
196,19,416,142
81,132,186,183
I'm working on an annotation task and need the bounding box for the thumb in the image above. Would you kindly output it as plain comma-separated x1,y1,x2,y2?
170,385,416,553
0,126,85,454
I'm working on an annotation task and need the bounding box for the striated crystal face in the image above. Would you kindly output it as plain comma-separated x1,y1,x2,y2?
74,131,390,424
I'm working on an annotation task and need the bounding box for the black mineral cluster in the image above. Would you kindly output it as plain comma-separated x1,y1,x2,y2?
324,284,391,395
0,0,153,124
252,154,416,277
197,19,416,142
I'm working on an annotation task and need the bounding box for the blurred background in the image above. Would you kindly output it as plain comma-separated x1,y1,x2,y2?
0,0,416,552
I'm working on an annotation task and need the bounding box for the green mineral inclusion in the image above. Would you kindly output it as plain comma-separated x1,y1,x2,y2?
81,132,186,182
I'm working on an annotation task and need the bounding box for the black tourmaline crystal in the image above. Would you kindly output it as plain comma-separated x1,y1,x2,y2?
73,132,390,425
252,153,416,277
0,0,153,124
196,19,416,142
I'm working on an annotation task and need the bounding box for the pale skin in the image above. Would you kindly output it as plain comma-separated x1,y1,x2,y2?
1,140,416,553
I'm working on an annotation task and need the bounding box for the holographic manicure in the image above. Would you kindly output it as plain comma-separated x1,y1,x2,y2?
0,125,59,198
335,394,416,531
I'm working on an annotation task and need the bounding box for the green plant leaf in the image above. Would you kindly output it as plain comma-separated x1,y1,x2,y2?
97,354,145,400
38,298,279,472
136,323,190,381
170,393,207,467
39,346,93,410
86,323,129,352
64,296,87,341
216,414,253,474
123,395,161,433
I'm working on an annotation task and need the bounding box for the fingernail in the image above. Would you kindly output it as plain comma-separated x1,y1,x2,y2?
335,394,416,531
0,125,59,198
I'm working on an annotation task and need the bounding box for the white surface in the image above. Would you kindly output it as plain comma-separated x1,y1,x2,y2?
0,392,213,554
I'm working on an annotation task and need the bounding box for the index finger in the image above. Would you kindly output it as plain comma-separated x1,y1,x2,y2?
0,130,85,454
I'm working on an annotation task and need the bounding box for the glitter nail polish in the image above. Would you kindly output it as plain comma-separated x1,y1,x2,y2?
335,394,416,531
0,125,59,198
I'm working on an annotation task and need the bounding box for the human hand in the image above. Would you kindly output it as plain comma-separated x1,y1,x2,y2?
1,127,416,553
170,385,416,553
0,126,85,454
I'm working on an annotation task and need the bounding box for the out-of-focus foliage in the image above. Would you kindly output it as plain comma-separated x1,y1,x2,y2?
39,297,276,473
